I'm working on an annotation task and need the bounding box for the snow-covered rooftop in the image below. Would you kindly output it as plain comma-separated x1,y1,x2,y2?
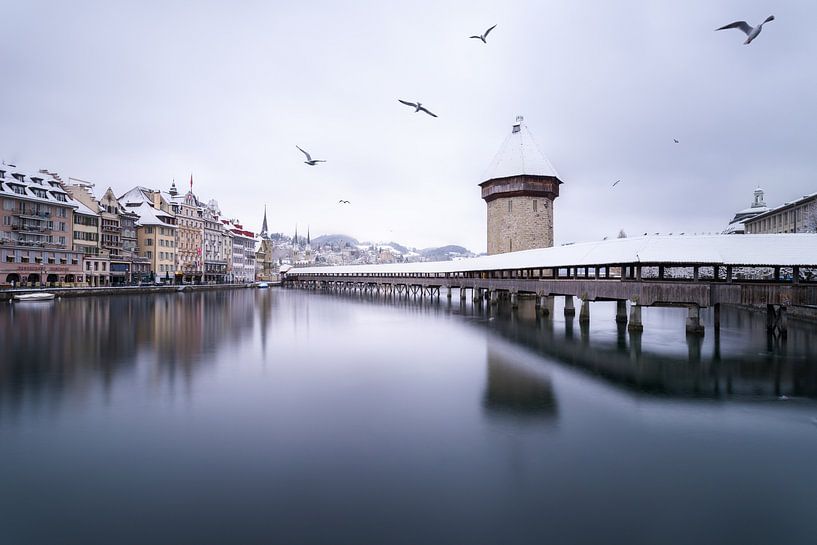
289,234,817,275
482,116,560,181
130,201,175,227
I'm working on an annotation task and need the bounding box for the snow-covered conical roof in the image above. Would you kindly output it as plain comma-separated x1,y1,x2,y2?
482,116,560,181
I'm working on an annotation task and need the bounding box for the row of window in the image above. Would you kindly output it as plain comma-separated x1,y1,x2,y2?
74,231,99,241
85,261,108,271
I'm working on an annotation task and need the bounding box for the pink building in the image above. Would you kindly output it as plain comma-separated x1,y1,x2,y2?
0,165,83,286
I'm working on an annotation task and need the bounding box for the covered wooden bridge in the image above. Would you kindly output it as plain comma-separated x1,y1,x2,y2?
283,234,817,337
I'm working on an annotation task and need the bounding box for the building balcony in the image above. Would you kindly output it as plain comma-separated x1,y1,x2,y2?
102,224,122,232
13,211,50,220
10,226,50,235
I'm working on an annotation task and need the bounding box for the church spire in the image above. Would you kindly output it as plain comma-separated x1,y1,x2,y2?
307,226,310,246
260,205,269,239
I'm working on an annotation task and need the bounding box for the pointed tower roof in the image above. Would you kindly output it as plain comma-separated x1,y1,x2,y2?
482,116,560,182
260,205,269,238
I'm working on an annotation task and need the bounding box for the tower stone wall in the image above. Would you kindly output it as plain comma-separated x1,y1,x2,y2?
486,195,554,254
480,116,562,256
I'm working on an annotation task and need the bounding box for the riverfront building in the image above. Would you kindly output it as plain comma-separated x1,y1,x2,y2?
744,191,817,234
120,186,178,281
167,181,205,283
0,165,84,286
724,188,770,235
480,116,562,255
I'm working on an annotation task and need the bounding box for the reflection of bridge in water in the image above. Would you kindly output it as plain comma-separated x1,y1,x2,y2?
286,234,817,338
315,286,817,401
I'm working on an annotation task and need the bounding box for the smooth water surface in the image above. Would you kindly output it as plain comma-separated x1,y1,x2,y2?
2,289,817,545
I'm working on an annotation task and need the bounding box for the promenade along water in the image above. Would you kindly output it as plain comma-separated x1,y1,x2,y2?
2,289,816,545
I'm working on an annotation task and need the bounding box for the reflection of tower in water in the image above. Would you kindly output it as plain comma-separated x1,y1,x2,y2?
483,347,557,418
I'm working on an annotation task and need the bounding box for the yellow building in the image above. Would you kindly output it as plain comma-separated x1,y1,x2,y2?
120,186,178,282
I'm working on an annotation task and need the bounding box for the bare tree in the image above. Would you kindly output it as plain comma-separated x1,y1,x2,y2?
617,229,627,239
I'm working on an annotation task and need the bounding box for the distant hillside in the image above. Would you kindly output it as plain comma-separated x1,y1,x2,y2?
420,245,473,261
312,234,359,247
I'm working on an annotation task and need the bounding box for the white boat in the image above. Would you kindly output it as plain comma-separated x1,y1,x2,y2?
14,292,56,302
257,282,269,289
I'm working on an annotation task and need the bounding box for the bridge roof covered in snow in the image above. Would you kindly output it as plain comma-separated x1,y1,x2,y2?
288,235,817,275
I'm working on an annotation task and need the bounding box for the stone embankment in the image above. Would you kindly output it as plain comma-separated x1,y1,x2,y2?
0,283,257,301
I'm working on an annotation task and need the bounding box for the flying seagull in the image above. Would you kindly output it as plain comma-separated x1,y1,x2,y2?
296,146,326,166
673,138,680,144
611,179,622,188
398,100,438,118
469,24,497,44
716,15,775,45
338,200,350,204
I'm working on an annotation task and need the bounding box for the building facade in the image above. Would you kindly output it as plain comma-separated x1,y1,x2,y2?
202,200,227,282
744,192,817,234
228,219,256,283
120,186,178,282
166,182,204,283
480,116,562,255
724,188,770,235
0,165,83,286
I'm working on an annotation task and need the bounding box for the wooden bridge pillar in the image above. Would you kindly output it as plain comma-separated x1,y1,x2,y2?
538,295,552,316
766,304,788,338
564,295,575,317
616,300,628,324
627,305,643,333
460,287,466,301
490,290,498,306
579,298,590,324
446,286,452,299
472,287,482,303
685,305,705,336
713,303,721,332
510,292,518,309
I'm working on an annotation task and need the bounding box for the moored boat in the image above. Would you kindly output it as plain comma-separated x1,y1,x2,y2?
14,292,56,302
256,282,269,289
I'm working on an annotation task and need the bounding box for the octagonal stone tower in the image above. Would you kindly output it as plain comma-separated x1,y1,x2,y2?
480,116,563,255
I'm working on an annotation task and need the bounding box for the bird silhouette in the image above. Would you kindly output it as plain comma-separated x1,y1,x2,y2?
716,15,774,45
673,138,680,144
296,146,326,166
398,100,438,117
611,179,622,188
469,24,497,44
338,200,351,204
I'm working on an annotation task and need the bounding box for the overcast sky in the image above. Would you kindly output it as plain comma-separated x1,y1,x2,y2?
2,0,816,252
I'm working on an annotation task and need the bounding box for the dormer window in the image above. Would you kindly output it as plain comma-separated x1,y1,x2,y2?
52,193,67,202
10,184,26,195
12,173,24,182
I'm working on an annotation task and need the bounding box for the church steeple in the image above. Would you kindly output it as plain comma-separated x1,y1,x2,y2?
260,205,269,239
307,226,311,246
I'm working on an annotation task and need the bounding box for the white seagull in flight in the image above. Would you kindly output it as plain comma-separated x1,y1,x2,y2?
296,146,326,166
469,24,497,44
398,100,438,118
716,15,775,45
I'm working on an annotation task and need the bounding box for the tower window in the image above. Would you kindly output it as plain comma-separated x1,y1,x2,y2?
533,200,538,212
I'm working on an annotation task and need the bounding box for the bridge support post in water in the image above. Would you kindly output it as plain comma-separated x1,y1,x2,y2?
713,303,721,332
564,295,575,317
459,287,466,301
472,288,482,303
616,300,627,324
766,304,788,338
490,290,498,306
685,305,705,336
446,286,452,299
510,292,518,309
579,298,590,325
627,305,643,333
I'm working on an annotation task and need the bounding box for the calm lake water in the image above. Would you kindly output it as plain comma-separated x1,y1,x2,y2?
2,288,817,545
